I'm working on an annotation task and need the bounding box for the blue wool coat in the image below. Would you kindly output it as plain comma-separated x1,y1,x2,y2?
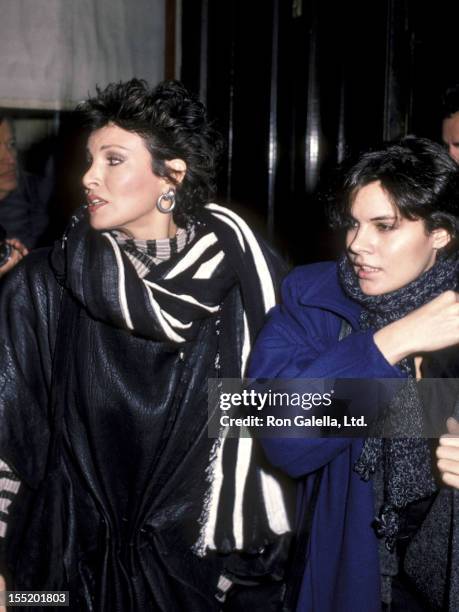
248,262,406,612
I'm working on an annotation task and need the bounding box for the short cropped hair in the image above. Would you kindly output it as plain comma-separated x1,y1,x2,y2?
328,137,459,247
442,85,459,119
77,79,223,226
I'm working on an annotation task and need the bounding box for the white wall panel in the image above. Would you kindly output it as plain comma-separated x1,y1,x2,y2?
0,0,165,110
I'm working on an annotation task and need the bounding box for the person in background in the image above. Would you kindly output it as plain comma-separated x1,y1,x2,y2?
0,114,51,249
437,83,459,496
442,84,459,164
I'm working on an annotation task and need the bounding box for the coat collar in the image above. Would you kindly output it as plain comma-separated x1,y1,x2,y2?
297,261,362,327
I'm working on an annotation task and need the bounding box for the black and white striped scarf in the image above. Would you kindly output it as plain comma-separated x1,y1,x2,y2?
52,202,291,556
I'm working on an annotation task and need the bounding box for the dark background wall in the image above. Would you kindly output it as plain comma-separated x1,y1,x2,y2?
180,0,459,264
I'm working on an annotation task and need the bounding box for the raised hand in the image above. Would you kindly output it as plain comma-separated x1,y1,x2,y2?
374,291,459,365
0,237,28,278
437,417,459,489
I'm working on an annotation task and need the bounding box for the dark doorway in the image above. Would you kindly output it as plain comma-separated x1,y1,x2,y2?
181,0,459,264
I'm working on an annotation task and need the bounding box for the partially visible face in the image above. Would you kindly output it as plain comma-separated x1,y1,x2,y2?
442,112,459,164
345,181,447,295
82,124,170,238
0,120,18,199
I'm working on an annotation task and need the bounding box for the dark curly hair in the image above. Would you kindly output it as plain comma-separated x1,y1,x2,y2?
77,79,223,226
328,137,459,251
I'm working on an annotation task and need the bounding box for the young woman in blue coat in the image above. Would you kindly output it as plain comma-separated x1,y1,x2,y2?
249,137,459,612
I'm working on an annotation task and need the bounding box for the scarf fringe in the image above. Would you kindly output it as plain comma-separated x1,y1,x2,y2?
193,433,226,557
194,204,291,555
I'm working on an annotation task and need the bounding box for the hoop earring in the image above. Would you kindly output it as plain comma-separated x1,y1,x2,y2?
156,189,176,214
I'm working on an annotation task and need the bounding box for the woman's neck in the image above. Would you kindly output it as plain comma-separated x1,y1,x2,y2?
114,216,177,241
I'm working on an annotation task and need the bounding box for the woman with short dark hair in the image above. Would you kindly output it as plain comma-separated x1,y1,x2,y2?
249,137,459,611
0,79,291,611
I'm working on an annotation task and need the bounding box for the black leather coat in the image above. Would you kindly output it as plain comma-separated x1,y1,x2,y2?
0,247,239,610
0,220,292,612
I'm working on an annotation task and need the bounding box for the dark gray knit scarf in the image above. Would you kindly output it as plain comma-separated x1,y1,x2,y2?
338,253,459,552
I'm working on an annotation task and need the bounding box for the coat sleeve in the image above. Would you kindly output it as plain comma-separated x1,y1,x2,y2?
247,266,405,477
0,251,57,489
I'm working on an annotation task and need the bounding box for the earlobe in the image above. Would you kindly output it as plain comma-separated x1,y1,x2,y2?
165,159,187,185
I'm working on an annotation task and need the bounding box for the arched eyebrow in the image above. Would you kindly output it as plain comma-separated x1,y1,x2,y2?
349,214,398,223
369,215,397,221
100,144,130,151
85,144,131,156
